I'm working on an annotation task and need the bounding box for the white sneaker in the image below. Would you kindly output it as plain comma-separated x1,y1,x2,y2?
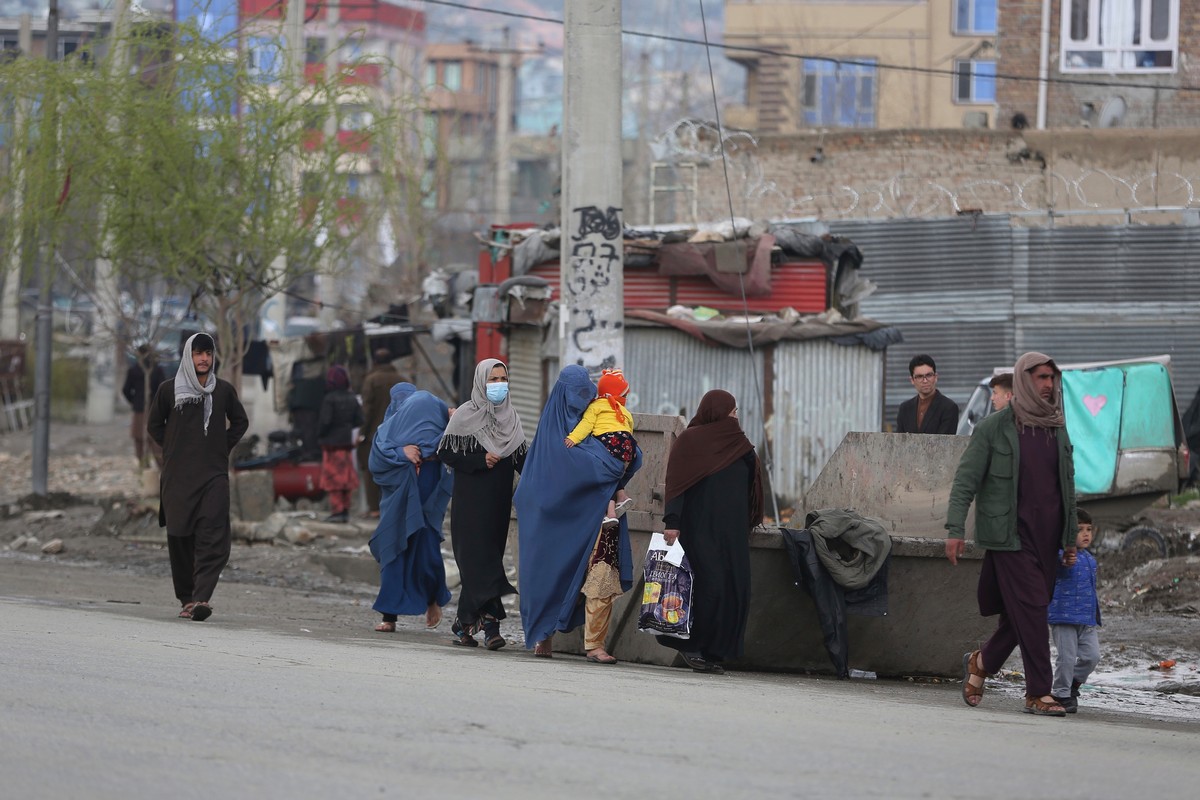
614,498,634,517
601,517,620,530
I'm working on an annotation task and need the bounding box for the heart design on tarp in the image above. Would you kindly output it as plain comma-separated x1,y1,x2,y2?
1083,394,1107,416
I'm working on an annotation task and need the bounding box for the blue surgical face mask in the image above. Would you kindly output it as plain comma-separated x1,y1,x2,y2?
485,382,509,404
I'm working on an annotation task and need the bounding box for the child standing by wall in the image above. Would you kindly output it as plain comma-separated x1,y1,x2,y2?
564,369,637,529
1048,508,1101,713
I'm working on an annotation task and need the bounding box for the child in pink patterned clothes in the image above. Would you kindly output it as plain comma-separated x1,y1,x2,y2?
564,369,636,529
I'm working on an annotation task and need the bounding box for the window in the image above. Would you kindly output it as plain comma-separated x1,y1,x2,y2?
801,59,876,128
246,37,282,82
442,61,462,91
58,37,82,60
423,62,436,88
1061,0,1178,72
954,0,997,35
954,59,996,103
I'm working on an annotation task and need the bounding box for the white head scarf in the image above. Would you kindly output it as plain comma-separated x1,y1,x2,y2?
439,358,527,458
174,332,217,435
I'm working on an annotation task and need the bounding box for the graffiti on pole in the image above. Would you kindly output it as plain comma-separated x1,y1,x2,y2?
563,205,623,373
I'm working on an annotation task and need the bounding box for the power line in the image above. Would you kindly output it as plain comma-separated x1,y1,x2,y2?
697,0,780,523
414,0,1200,94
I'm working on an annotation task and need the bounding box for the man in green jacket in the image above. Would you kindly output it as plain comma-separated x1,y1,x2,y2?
945,352,1078,717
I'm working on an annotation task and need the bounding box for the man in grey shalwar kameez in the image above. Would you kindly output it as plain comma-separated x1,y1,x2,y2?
148,333,249,621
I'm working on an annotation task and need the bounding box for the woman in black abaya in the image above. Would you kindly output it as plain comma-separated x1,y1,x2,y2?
659,390,763,673
438,359,527,649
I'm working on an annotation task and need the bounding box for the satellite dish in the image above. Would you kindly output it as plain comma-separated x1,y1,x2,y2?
1097,96,1127,128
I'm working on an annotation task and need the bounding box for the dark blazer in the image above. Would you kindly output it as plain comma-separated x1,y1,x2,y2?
318,388,364,448
895,390,959,434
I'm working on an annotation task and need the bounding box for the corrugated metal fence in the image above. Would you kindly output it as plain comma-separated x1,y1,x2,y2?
832,216,1200,423
506,325,884,506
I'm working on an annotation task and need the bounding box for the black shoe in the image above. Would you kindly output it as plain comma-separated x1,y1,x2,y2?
1054,695,1078,714
680,652,724,673
190,602,213,622
1070,680,1082,698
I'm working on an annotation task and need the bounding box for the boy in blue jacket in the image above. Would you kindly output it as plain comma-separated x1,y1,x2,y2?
1049,508,1100,713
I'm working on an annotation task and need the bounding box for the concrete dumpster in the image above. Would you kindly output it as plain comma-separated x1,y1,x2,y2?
550,428,994,677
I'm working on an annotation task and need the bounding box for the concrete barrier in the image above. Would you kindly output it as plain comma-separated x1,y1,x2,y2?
552,428,995,677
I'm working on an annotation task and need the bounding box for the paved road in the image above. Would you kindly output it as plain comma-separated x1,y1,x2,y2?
2,569,1198,799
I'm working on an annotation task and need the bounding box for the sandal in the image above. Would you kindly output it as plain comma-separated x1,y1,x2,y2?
533,639,554,658
482,618,505,651
961,650,987,707
178,602,196,620
425,605,442,630
1024,696,1067,717
451,620,478,647
190,602,212,622
375,621,396,633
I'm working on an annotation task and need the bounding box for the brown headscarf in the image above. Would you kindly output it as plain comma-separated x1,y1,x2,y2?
664,390,764,526
1010,351,1065,429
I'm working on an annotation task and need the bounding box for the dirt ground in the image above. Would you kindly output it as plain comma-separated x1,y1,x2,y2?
3,420,1200,708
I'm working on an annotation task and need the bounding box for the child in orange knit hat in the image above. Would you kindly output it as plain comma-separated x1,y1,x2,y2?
565,369,637,529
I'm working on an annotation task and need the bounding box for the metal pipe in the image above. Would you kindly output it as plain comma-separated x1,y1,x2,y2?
1036,0,1052,129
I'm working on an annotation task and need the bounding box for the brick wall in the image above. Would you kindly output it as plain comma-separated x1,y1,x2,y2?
997,0,1200,129
674,128,1200,222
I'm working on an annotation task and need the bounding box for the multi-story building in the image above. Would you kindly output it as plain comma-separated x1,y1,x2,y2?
997,0,1197,129
0,11,108,61
724,0,999,131
422,41,504,219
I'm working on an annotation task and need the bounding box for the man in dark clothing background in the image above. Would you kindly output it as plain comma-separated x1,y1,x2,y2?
895,354,959,434
148,333,249,623
357,348,401,519
122,344,166,467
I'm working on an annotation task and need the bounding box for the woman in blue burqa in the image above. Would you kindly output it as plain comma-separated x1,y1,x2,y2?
514,365,642,660
369,389,453,633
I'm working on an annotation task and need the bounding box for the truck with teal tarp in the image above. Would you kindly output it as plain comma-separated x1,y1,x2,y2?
958,355,1191,554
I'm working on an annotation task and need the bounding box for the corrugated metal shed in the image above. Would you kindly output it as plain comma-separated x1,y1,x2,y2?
771,338,886,501
1020,226,1200,303
832,216,1200,422
505,326,549,433
833,216,1015,293
503,323,885,505
527,261,828,313
836,216,1016,422
625,327,767,447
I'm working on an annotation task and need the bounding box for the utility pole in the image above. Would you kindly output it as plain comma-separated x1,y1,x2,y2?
32,0,60,496
560,0,623,374
494,27,513,223
0,15,32,341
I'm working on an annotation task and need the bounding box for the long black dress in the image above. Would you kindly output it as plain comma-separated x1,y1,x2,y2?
439,441,525,626
147,377,249,603
657,449,756,663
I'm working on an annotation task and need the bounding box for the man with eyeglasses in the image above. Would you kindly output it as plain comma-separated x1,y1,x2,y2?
895,354,959,434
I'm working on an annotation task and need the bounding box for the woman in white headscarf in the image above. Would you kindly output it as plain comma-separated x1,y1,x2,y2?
437,359,527,649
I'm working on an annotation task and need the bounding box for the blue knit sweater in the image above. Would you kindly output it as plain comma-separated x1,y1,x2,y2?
1048,549,1100,626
